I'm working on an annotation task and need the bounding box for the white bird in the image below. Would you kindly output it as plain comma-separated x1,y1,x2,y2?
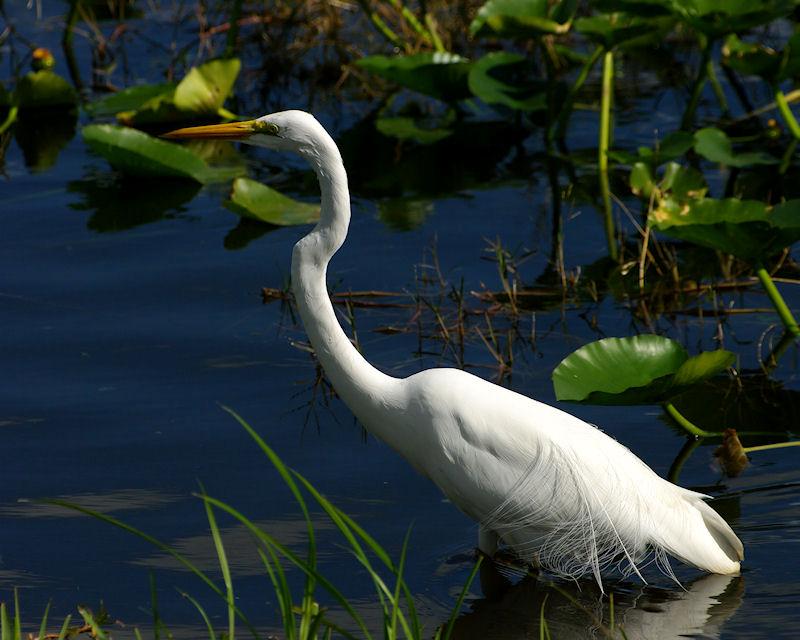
164,111,744,587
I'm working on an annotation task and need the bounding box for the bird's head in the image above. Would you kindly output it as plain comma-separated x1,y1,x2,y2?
163,110,326,154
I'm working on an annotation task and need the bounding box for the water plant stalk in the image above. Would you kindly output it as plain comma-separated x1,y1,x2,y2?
706,60,729,117
550,45,603,142
774,88,800,139
743,441,800,453
356,0,406,51
681,37,713,130
663,402,716,438
755,263,800,336
598,49,618,261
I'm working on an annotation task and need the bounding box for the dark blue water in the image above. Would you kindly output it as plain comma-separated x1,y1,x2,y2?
2,3,800,637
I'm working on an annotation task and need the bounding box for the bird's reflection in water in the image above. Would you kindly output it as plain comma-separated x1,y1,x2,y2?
450,559,743,639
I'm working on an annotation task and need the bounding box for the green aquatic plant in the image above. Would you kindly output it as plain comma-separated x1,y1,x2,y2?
48,409,482,640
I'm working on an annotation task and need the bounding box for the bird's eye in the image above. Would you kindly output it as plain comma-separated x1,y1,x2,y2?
254,121,280,136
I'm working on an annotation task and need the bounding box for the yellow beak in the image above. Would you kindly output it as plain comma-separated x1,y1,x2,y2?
162,119,259,140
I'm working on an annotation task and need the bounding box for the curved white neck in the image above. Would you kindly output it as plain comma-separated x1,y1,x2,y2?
291,133,399,429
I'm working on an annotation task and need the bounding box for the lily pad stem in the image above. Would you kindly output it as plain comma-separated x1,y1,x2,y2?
599,49,618,261
550,44,604,142
680,37,713,130
664,402,716,438
706,59,729,117
743,441,800,453
0,105,18,135
755,263,800,336
775,87,800,140
356,0,407,51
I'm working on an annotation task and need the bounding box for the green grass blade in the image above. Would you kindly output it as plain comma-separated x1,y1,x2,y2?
12,590,20,640
200,484,236,640
257,546,296,640
1,602,10,640
56,614,72,640
441,555,482,640
78,605,109,640
43,498,259,638
178,590,217,640
539,593,551,640
389,529,412,639
195,493,372,640
134,628,144,640
37,600,52,640
222,408,317,598
150,573,162,640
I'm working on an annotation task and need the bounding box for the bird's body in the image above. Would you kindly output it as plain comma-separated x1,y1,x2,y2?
165,111,744,587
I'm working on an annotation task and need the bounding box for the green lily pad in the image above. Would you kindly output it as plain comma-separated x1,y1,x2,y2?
356,53,472,103
669,0,796,38
88,83,175,118
224,177,319,225
574,15,661,49
14,70,77,109
722,33,800,85
468,52,549,111
651,195,800,260
552,335,734,405
116,58,240,125
174,58,241,113
469,0,575,38
375,116,454,144
82,124,241,183
694,127,777,167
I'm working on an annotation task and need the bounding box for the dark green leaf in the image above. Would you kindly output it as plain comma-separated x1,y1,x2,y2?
14,70,77,108
224,177,319,225
468,52,548,111
651,196,800,260
356,53,472,103
694,127,777,167
82,124,240,183
469,0,574,38
375,116,454,144
87,83,175,117
174,58,241,114
552,335,733,405
669,0,796,37
574,15,660,49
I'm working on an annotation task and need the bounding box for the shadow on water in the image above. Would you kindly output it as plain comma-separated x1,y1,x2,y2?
452,560,743,640
67,170,200,231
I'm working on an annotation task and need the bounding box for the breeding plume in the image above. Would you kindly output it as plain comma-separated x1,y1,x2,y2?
164,111,744,586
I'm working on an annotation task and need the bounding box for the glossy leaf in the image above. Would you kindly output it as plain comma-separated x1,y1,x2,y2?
574,15,660,49
14,70,77,108
224,177,319,225
356,53,472,103
694,127,777,167
82,124,240,183
88,83,175,117
669,0,796,37
470,0,575,38
722,33,800,84
468,52,548,111
651,196,800,260
174,58,241,114
375,116,454,144
553,335,734,405
116,58,240,125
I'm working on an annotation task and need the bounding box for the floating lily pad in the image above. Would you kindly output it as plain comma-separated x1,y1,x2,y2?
651,195,800,261
116,58,240,125
468,52,549,111
356,53,472,103
82,124,241,183
669,0,796,38
552,335,734,405
375,116,454,144
88,83,175,117
15,70,77,109
224,177,319,226
469,0,575,38
694,127,777,167
722,33,800,85
574,15,662,49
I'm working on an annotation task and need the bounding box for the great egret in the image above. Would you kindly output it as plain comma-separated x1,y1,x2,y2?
164,111,744,587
